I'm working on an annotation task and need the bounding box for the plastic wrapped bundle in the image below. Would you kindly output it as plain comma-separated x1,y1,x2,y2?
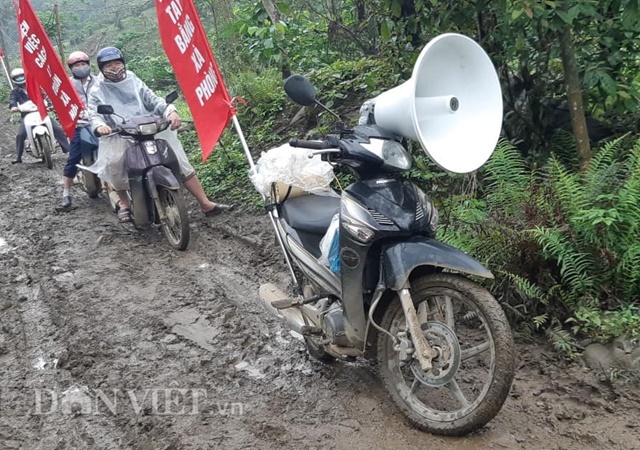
250,143,335,196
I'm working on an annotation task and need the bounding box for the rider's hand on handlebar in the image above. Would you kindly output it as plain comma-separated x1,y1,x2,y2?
168,110,181,130
10,106,19,113
96,125,112,136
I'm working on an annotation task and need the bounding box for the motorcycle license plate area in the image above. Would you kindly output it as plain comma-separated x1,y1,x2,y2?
126,140,179,176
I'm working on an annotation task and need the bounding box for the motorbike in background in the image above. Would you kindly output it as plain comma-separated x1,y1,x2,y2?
90,92,190,250
16,101,57,169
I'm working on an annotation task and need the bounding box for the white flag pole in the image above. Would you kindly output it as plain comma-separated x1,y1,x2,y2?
231,113,299,283
232,115,256,173
0,55,11,86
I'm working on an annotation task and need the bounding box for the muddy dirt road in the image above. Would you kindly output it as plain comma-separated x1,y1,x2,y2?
0,109,638,449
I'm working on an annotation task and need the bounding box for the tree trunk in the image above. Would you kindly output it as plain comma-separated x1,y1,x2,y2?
54,4,65,63
261,0,290,79
355,0,365,23
262,0,281,24
558,26,591,169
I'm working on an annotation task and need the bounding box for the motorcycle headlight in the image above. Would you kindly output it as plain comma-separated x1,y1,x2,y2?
341,197,377,243
138,123,159,135
361,139,412,171
415,186,439,235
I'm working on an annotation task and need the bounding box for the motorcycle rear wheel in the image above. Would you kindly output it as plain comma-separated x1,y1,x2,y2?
36,135,53,169
158,187,190,250
304,336,336,363
78,154,101,198
377,273,515,436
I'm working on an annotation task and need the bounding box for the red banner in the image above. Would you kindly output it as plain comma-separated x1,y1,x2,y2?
14,0,82,138
154,0,234,162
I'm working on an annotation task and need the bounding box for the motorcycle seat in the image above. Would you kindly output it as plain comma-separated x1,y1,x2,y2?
280,194,340,234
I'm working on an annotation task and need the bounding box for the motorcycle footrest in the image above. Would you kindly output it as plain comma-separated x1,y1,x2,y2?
271,299,296,310
300,325,323,336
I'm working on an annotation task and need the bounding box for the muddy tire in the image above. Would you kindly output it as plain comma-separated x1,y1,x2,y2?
130,184,149,230
158,187,190,250
37,135,53,169
377,273,515,436
304,336,336,363
77,154,101,198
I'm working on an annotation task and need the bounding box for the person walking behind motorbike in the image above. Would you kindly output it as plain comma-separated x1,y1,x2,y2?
88,47,232,222
59,51,98,209
8,68,71,164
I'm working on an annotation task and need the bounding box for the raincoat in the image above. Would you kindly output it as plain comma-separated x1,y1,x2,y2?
87,70,194,190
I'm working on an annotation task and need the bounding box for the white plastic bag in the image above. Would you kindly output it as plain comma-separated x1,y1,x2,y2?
319,214,340,271
85,134,130,190
250,143,335,196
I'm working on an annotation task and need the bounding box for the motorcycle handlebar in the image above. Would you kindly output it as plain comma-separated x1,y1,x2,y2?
107,117,172,136
289,138,333,150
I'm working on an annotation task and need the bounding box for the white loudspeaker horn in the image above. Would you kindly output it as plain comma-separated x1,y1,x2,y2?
373,33,503,173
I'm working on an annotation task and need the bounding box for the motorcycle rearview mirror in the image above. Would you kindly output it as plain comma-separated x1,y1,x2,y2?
165,91,179,104
97,105,114,115
284,74,342,122
284,75,317,106
97,104,127,124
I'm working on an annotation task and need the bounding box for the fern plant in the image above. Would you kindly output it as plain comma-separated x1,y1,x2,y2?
436,136,640,347
533,135,640,308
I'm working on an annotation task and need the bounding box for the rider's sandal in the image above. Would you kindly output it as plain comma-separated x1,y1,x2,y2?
118,208,132,223
203,203,234,217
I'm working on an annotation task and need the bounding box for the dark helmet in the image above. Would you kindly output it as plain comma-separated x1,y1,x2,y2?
96,47,125,71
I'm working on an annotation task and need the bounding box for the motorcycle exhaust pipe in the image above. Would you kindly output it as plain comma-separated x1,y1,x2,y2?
259,283,306,334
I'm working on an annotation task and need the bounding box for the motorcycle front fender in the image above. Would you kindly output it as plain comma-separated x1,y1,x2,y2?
32,125,49,136
145,166,180,199
382,237,493,290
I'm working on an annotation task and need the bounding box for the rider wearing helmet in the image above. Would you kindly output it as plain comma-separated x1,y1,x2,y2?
88,46,232,221
60,51,98,209
8,68,70,164
95,46,126,81
10,68,26,86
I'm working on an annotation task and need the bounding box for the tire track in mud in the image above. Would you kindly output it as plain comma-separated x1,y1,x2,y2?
0,153,391,449
0,162,127,449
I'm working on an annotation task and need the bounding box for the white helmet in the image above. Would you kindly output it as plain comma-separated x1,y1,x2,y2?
10,68,25,85
67,51,90,68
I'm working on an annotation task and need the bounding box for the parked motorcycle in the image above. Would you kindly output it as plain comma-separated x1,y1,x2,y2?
249,34,515,436
16,101,57,169
91,92,190,250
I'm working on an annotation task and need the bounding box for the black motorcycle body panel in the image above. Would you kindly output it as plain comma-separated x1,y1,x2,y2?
126,139,181,228
279,174,492,348
382,237,494,290
126,139,180,178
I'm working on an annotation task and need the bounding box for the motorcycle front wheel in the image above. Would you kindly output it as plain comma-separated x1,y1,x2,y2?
36,135,53,169
377,273,515,436
158,187,190,250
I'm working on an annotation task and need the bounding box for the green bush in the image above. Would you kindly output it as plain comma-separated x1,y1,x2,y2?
438,136,640,350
